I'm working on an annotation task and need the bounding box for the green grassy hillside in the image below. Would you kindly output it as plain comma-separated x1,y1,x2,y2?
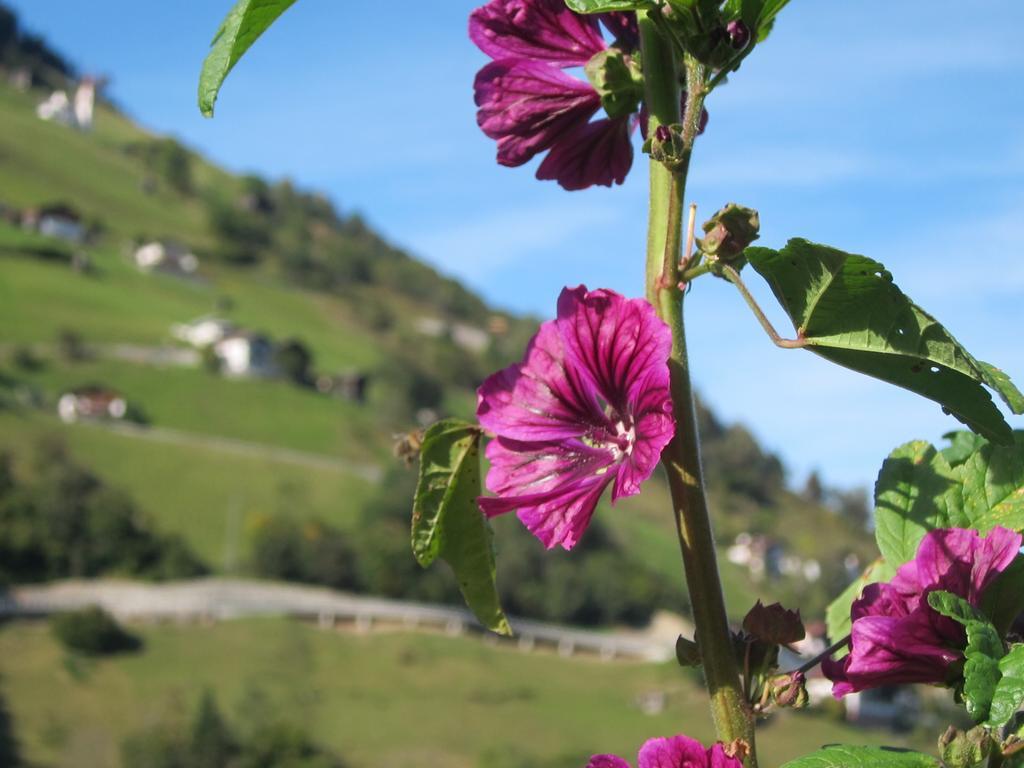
0,67,873,620
0,619,924,768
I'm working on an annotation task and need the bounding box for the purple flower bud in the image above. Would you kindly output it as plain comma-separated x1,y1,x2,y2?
655,124,672,144
726,19,751,51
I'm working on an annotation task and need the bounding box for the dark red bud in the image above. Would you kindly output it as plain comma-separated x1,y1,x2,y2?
655,125,672,144
727,20,751,51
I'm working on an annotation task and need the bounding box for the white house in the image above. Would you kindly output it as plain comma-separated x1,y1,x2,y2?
134,240,199,276
36,90,74,126
451,323,491,354
213,332,275,378
413,316,491,354
171,316,235,349
73,77,96,131
58,387,127,424
37,79,97,130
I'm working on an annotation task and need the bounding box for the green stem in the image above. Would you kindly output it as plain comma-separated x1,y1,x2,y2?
639,13,758,765
720,265,806,349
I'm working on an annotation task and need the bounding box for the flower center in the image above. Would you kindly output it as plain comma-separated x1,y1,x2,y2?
582,418,635,461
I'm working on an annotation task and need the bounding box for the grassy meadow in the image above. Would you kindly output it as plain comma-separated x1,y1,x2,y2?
0,618,923,768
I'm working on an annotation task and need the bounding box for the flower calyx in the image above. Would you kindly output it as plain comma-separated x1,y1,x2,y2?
938,726,997,768
760,671,809,712
659,0,744,70
743,600,805,646
697,202,760,270
585,48,644,121
644,122,687,172
675,634,701,667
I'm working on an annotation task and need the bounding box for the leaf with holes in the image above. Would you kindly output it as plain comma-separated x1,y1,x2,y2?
199,0,298,117
412,419,511,635
746,239,1017,444
780,746,941,768
873,440,967,567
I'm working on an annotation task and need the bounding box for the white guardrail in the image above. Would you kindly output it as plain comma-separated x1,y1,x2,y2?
0,578,677,663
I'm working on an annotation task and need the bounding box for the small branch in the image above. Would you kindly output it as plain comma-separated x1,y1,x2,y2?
789,636,851,677
720,265,807,349
679,260,712,283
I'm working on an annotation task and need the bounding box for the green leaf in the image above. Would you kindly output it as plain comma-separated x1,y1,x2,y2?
929,590,1003,722
981,557,1024,637
989,645,1024,728
980,361,1024,415
746,239,1016,444
780,745,942,768
826,558,896,642
873,441,967,566
755,0,790,41
942,431,989,467
928,590,993,631
412,419,511,635
199,0,298,118
962,432,1024,533
564,0,655,11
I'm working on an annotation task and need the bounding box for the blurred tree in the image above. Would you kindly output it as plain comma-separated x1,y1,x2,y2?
189,691,237,768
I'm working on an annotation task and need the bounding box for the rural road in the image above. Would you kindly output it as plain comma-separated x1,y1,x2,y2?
1,578,684,663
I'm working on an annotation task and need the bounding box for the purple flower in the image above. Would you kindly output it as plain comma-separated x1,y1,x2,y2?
470,0,640,190
587,734,744,768
476,286,674,550
823,527,1022,697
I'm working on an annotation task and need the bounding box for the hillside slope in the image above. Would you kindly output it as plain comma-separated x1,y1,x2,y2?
0,55,873,621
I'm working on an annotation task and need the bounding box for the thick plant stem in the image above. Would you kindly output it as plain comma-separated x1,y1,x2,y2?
639,13,758,765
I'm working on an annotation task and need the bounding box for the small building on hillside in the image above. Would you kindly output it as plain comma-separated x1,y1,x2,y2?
36,90,75,126
451,323,491,354
36,79,98,130
171,316,235,349
21,203,85,244
58,387,127,424
315,372,368,403
213,332,275,378
134,240,199,276
413,316,492,354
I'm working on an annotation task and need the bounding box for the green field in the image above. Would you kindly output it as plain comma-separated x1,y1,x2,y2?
0,410,377,569
0,618,925,768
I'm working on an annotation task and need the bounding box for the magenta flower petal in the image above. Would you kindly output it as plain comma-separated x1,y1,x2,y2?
478,436,613,549
824,526,1023,697
475,59,601,168
590,735,743,768
476,286,674,550
470,0,607,66
536,117,634,190
638,735,710,768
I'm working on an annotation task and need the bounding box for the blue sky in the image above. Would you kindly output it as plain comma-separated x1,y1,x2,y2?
9,1,1023,491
